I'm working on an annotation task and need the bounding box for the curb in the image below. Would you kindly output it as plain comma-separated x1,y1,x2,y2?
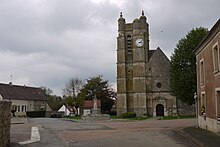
175,129,202,146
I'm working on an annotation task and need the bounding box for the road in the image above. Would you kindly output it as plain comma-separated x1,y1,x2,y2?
11,118,198,147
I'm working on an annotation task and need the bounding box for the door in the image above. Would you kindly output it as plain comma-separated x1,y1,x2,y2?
156,104,164,116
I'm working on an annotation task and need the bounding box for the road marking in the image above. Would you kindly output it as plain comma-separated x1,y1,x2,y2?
19,126,40,145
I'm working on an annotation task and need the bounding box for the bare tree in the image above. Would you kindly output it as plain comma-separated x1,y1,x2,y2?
63,77,83,97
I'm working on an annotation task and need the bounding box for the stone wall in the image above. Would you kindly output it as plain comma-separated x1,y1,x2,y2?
177,99,196,116
0,101,11,147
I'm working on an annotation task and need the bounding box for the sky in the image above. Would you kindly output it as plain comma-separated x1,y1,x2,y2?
0,0,219,96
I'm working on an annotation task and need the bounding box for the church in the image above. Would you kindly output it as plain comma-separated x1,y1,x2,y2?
116,11,177,117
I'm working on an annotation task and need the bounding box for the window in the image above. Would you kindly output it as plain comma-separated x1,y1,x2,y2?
216,89,220,118
213,42,220,73
201,92,206,115
156,82,162,88
126,35,133,61
17,106,20,112
200,59,205,85
22,106,24,112
21,105,27,112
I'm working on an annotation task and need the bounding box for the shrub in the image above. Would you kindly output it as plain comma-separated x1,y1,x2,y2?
121,112,136,118
106,111,117,116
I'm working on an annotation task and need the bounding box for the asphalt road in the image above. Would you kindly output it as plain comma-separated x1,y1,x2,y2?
11,118,198,147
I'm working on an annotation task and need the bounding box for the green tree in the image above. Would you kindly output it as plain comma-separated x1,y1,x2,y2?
78,75,116,113
41,86,63,111
47,95,64,111
170,27,208,105
40,86,53,97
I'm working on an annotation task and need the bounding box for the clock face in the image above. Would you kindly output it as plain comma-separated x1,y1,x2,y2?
135,38,143,47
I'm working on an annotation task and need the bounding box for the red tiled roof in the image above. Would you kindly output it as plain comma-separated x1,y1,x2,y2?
83,100,101,109
0,83,47,101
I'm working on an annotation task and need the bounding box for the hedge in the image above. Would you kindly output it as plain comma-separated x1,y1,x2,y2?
26,110,46,117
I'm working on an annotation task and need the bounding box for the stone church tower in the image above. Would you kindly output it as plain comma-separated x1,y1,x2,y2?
116,11,177,117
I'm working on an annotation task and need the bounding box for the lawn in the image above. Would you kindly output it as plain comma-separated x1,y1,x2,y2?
65,115,81,120
110,115,149,121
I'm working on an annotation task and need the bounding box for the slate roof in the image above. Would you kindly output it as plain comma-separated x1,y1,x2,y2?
149,50,156,59
195,19,220,54
0,83,47,101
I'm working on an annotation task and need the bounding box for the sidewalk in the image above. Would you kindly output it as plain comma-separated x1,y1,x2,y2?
181,127,220,146
11,117,27,124
10,117,31,147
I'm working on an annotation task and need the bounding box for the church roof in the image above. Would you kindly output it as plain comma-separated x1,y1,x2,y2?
0,83,47,101
149,50,156,59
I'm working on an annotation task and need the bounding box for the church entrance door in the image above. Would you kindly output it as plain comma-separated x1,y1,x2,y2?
156,104,164,116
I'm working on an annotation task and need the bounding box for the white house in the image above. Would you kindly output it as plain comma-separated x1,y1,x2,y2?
58,104,72,116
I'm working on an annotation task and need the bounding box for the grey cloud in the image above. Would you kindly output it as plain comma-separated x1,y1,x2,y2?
0,0,219,95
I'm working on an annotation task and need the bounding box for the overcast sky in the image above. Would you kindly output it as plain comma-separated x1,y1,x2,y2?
0,0,219,96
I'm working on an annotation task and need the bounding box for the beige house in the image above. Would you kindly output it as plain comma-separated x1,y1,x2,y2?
195,19,220,133
0,82,49,117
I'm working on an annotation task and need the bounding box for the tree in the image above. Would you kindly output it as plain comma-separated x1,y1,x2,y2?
170,27,208,105
78,75,116,113
63,77,83,97
47,95,64,111
63,77,84,114
41,86,53,97
40,86,63,111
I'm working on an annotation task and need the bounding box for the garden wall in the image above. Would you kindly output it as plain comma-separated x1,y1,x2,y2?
0,101,11,147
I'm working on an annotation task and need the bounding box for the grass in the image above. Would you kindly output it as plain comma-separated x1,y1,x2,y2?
110,115,149,121
161,115,195,120
65,115,81,120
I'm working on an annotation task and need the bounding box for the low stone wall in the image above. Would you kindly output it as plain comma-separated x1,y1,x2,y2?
177,100,196,116
81,114,110,121
0,101,11,147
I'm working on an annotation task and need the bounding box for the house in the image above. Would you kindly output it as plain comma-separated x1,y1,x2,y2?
0,82,49,117
195,19,220,133
82,100,101,116
58,104,74,116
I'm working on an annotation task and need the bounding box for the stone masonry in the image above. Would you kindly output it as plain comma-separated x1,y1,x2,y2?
116,11,177,117
0,101,11,147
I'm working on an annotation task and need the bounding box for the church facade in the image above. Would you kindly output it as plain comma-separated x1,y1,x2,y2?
116,12,177,117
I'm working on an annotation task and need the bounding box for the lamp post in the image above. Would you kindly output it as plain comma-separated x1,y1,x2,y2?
194,92,198,128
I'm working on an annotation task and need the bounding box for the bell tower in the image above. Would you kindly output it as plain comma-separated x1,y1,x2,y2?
117,11,149,116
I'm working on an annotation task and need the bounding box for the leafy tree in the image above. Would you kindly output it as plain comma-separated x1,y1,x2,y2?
40,86,53,97
47,95,64,111
78,75,116,113
41,86,63,111
170,27,208,105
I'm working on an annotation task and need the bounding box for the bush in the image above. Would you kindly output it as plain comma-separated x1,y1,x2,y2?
105,111,117,116
121,112,136,118
26,110,46,118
